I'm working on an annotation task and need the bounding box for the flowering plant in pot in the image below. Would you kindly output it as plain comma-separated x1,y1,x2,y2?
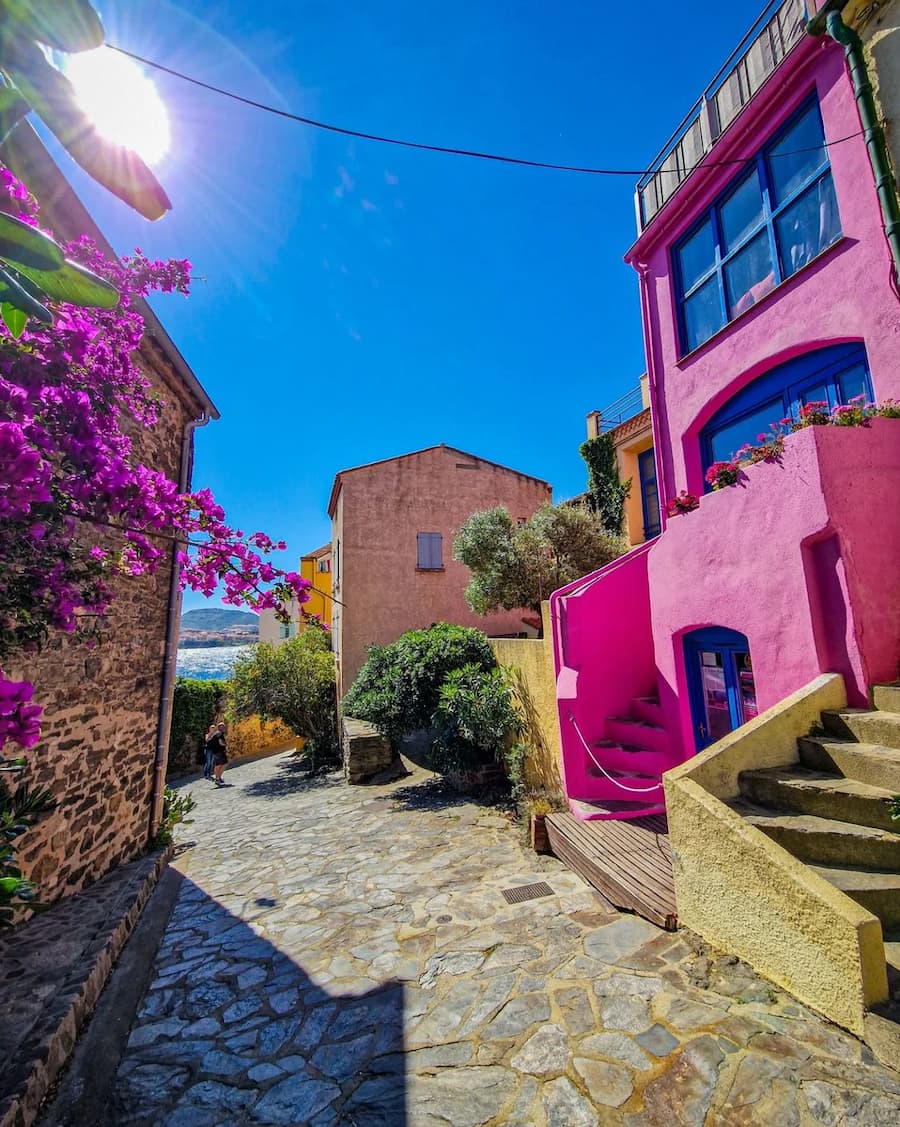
704,460,740,490
666,491,699,516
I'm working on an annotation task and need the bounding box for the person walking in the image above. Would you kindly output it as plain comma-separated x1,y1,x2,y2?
202,723,218,780
208,722,229,786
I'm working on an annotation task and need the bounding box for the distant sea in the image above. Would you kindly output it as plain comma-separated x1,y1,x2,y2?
175,644,254,682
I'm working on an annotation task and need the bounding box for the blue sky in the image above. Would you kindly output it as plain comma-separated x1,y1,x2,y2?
45,1,768,610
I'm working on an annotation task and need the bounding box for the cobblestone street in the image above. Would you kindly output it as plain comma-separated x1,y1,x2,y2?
106,751,900,1125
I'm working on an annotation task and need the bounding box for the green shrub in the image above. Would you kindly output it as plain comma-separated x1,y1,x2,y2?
152,785,197,849
343,623,495,743
169,678,227,773
0,763,56,926
431,664,523,774
227,625,339,769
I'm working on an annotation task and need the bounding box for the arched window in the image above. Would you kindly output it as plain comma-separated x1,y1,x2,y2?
699,342,872,479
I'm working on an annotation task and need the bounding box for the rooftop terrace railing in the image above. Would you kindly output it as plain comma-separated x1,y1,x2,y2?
597,383,646,432
635,0,809,232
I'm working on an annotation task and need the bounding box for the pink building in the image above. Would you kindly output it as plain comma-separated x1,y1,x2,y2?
329,445,551,696
551,1,900,820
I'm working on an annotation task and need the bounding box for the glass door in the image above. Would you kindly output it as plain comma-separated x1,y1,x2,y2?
685,628,756,750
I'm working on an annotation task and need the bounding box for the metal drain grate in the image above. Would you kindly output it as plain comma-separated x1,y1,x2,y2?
501,881,554,905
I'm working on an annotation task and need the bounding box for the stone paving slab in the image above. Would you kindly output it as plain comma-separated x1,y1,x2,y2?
104,752,900,1125
0,848,170,1127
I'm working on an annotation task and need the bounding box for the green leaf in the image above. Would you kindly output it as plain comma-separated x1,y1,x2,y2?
0,211,64,271
0,876,20,895
0,85,31,145
13,257,118,309
1,37,171,219
0,265,51,322
0,0,104,53
1,302,27,338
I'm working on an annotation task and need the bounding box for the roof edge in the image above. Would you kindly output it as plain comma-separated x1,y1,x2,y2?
2,123,219,420
327,443,551,517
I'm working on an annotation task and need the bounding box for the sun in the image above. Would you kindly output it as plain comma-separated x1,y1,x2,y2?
63,48,170,166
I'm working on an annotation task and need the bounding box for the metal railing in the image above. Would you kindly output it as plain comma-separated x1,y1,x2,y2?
595,383,647,432
635,0,810,231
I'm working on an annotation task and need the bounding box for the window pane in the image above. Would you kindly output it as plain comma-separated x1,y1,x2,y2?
767,103,827,204
677,219,716,293
775,174,840,279
724,231,775,317
838,363,870,403
798,383,830,408
682,275,724,352
708,396,782,463
638,451,660,539
719,168,764,253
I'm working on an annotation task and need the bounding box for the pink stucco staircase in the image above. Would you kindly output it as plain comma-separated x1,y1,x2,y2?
569,693,675,822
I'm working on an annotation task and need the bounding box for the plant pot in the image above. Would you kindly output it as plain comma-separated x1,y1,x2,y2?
530,812,550,853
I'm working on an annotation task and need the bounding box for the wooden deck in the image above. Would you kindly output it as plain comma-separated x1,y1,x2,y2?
546,812,678,930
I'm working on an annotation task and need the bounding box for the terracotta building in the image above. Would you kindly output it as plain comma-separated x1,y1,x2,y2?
328,445,551,696
5,129,217,906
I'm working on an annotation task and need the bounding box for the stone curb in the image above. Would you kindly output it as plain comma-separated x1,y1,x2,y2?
0,847,172,1127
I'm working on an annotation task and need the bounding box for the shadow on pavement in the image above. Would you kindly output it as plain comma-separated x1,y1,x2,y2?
103,871,408,1126
241,763,344,801
387,777,475,812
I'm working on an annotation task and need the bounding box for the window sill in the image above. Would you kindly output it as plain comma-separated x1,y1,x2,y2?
416,567,445,573
676,235,848,366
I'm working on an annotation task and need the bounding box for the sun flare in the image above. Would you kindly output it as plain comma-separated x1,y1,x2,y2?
64,48,170,166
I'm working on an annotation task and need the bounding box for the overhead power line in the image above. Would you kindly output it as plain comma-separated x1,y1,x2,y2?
109,43,867,179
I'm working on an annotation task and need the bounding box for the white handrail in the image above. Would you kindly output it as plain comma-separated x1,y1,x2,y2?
568,714,663,794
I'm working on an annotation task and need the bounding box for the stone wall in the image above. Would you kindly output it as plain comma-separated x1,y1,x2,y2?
489,602,564,796
342,718,394,783
10,346,201,907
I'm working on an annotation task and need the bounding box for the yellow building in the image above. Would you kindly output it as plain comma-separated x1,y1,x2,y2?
258,544,332,644
585,374,659,548
299,544,333,628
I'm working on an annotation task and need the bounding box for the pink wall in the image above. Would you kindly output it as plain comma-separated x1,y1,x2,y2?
551,38,900,809
627,38,900,509
331,446,551,694
553,423,900,793
551,543,656,799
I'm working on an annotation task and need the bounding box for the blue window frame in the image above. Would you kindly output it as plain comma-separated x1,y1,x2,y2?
637,448,661,540
700,343,872,479
674,98,841,354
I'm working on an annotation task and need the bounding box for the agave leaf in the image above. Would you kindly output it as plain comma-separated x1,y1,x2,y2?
0,85,30,145
1,301,27,337
0,0,104,53
0,211,64,270
0,264,51,321
13,256,118,309
2,37,171,220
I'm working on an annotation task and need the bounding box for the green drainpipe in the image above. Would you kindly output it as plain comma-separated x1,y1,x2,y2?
807,4,900,288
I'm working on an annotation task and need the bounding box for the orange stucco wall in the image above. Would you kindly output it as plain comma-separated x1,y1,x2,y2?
331,446,551,695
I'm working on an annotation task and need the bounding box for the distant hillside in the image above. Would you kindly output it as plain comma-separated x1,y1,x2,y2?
180,608,259,632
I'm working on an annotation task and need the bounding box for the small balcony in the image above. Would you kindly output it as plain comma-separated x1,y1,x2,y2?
636,0,809,231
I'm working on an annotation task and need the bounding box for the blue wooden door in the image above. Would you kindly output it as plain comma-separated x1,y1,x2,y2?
684,627,757,750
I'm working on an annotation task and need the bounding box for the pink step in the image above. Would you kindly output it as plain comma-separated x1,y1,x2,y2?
606,717,670,755
590,741,670,775
580,771,663,804
569,797,667,822
631,696,663,726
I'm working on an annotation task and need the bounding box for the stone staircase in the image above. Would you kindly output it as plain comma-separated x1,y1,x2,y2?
729,682,900,1058
569,694,673,821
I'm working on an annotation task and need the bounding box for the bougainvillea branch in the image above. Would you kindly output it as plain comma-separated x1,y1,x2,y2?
0,169,309,749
